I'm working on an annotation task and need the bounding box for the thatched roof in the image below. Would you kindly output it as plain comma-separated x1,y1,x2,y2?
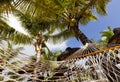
57,47,80,61
108,28,120,47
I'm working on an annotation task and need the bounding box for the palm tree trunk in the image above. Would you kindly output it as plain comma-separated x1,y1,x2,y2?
35,43,42,63
34,32,44,63
72,22,92,45
33,38,43,82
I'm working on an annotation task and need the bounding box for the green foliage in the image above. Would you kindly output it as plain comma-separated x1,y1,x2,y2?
3,0,110,26
0,9,70,66
51,51,62,61
94,41,108,49
95,0,110,15
0,0,111,45
0,2,112,82
41,47,62,61
100,26,114,42
0,18,32,45
0,0,14,14
79,10,97,25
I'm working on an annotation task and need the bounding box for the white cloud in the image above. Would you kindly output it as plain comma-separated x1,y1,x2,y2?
46,41,67,52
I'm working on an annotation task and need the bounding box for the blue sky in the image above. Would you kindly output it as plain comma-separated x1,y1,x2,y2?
65,0,120,48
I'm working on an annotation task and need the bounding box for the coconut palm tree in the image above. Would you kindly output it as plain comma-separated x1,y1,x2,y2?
0,0,111,45
7,0,110,45
0,1,116,81
0,0,111,61
0,9,73,63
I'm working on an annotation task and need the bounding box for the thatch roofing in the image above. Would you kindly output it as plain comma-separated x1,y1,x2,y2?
57,47,80,61
108,28,120,47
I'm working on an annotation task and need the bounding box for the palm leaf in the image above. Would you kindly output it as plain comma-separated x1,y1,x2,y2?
53,0,64,9
13,10,59,36
0,0,14,15
0,19,16,38
95,0,110,15
45,29,74,44
100,26,114,42
9,32,31,45
0,18,31,45
80,10,97,24
14,0,60,20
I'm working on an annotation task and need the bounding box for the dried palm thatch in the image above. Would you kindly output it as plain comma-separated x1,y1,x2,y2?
108,28,120,47
57,47,80,61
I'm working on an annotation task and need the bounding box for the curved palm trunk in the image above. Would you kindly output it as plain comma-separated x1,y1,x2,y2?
35,42,42,63
72,22,92,45
34,34,44,82
34,33,44,63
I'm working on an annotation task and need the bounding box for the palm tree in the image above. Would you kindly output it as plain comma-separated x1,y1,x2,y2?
0,1,75,66
7,0,110,45
0,0,111,61
0,13,62,81
100,26,114,43
0,9,72,63
1,1,117,80
0,0,110,45
94,26,114,49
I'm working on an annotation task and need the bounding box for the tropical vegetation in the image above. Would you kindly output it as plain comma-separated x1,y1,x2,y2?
1,0,120,82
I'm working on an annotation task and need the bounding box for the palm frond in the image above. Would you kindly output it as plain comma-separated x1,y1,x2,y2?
13,10,59,36
0,18,31,45
14,0,58,19
80,10,97,25
45,29,74,44
0,0,15,15
0,19,16,38
9,32,32,45
100,26,114,42
53,0,64,9
95,0,110,15
78,0,110,21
